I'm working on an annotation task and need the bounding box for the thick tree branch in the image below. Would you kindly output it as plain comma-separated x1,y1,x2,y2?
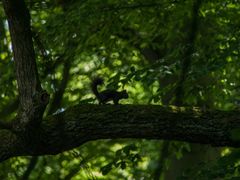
0,104,240,162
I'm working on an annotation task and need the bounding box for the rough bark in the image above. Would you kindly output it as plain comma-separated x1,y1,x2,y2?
2,0,49,133
0,104,240,162
2,0,41,106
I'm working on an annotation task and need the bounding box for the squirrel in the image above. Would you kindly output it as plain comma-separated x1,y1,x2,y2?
91,77,128,104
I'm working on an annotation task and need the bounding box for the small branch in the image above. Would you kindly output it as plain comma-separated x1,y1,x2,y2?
21,156,38,180
175,0,203,105
63,165,82,180
32,31,48,60
48,60,71,114
32,31,65,78
153,141,170,180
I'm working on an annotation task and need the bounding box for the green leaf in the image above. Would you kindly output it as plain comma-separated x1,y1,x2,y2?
120,161,126,170
101,163,113,175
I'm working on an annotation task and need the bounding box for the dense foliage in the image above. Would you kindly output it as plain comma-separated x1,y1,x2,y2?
0,0,239,179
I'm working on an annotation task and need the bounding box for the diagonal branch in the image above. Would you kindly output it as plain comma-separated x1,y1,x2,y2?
2,0,42,107
21,156,38,180
48,59,71,114
2,0,49,133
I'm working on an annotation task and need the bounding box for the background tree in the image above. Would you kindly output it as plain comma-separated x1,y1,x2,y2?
0,0,239,179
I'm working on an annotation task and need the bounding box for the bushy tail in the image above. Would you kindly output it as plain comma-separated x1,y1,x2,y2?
91,77,104,98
